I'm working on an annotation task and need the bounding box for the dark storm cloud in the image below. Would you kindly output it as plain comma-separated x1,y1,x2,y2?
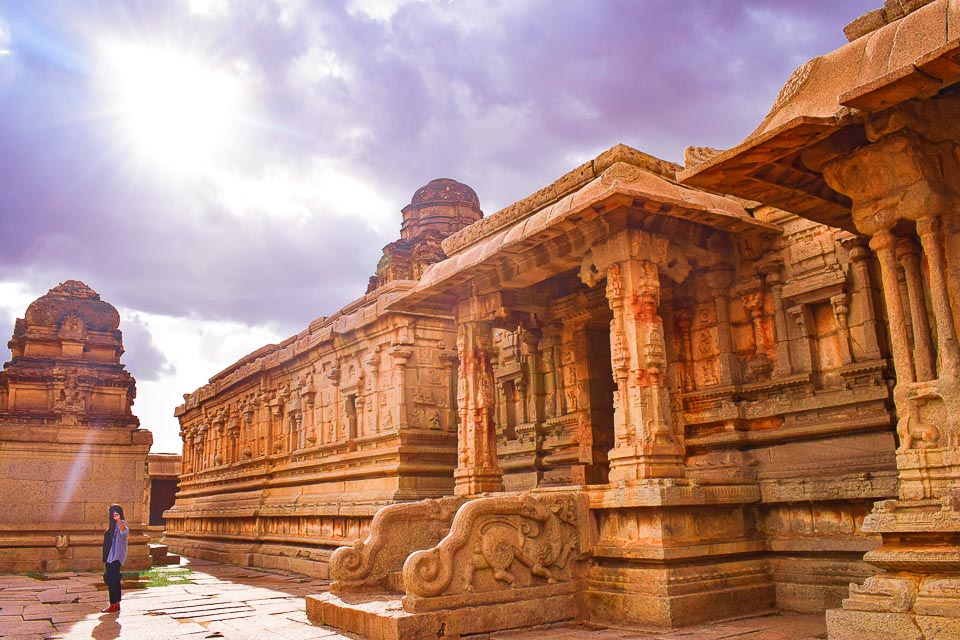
0,0,879,336
120,313,175,381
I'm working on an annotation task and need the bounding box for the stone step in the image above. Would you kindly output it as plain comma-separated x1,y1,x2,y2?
153,554,182,566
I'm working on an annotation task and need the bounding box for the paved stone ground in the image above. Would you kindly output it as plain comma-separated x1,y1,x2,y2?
0,558,826,640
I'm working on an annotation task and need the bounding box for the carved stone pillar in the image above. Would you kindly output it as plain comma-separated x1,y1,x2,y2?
895,237,935,381
817,122,960,636
539,324,561,420
705,266,739,387
580,229,686,482
453,318,503,495
916,215,960,376
870,230,916,385
519,326,542,425
439,347,459,433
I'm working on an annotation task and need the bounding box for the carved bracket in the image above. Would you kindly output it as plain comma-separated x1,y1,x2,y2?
329,496,467,595
401,490,593,611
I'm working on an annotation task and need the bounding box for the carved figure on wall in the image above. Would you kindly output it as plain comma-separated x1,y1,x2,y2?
53,370,85,413
59,312,86,340
897,404,941,450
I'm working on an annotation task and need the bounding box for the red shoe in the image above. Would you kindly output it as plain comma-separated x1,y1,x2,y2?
101,603,120,613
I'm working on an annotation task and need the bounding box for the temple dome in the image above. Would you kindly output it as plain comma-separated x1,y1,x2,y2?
407,178,480,211
22,280,120,332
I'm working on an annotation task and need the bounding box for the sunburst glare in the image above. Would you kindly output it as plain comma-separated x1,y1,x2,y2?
99,41,246,174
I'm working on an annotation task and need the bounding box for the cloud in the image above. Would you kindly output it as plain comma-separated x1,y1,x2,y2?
120,311,284,453
0,0,880,453
117,311,176,382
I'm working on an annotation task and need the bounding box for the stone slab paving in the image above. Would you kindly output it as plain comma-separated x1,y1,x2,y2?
0,559,353,640
0,558,826,640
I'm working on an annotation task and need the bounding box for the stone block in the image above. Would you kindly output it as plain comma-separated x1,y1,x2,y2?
916,614,960,638
825,609,923,640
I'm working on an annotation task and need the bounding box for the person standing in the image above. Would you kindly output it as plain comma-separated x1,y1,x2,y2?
101,504,128,614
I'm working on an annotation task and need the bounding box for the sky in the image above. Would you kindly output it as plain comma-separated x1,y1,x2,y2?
0,0,879,453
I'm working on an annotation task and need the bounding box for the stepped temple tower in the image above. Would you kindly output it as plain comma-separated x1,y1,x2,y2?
169,1,960,638
0,280,152,572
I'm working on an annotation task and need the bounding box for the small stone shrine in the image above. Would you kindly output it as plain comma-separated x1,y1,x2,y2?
0,280,152,572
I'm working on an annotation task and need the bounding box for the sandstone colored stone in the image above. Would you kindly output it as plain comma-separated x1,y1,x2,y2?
137,3,960,638
681,2,960,638
0,281,152,573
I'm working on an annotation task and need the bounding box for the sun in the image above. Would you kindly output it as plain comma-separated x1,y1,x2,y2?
100,42,246,173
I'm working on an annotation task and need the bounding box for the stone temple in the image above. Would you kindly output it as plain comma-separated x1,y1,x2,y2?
0,281,153,573
161,2,960,638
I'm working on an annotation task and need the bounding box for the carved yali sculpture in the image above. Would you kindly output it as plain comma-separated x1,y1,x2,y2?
329,496,467,594
401,491,591,610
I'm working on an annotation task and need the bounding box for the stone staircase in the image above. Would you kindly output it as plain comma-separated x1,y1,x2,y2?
149,543,182,566
145,526,181,566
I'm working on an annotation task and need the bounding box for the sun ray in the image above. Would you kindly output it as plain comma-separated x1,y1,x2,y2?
97,40,247,174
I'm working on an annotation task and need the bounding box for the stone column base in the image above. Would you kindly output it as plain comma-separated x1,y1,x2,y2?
453,466,504,495
583,559,775,628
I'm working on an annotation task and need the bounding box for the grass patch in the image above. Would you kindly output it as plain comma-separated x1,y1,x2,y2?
139,567,194,587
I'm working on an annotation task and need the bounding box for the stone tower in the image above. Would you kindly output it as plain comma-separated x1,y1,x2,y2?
0,280,152,572
370,178,483,290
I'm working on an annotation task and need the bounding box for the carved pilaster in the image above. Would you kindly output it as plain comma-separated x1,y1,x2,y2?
364,349,381,435
740,287,773,381
675,301,695,392
326,366,341,442
388,346,412,430
519,326,542,425
829,293,854,366
705,266,739,386
843,237,883,360
539,324,562,420
765,270,793,376
453,313,503,495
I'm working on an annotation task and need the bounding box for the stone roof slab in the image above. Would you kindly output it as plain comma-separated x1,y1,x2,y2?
679,0,960,231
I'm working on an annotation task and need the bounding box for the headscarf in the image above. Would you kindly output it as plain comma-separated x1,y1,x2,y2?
102,504,125,563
